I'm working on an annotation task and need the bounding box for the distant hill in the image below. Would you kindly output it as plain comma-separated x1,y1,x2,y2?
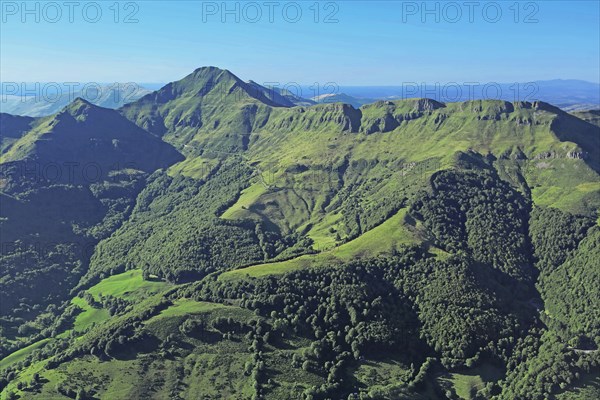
311,93,375,108
246,80,315,107
572,109,600,127
306,79,600,110
0,84,151,117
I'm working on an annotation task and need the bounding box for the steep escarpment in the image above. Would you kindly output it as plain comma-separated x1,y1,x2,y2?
359,98,446,134
264,103,362,133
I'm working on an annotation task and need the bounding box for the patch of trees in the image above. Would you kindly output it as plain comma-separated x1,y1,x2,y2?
529,206,593,272
0,243,86,340
411,169,533,281
0,172,147,349
334,160,410,242
86,161,305,284
395,256,533,369
79,291,131,316
44,297,171,369
184,246,532,398
499,329,599,400
540,227,600,347
0,297,80,359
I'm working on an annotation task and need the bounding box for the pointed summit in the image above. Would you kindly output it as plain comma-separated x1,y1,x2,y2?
120,66,296,149
175,66,242,95
152,66,289,107
190,66,237,79
62,97,102,119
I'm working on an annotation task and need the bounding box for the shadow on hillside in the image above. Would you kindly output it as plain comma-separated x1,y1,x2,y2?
551,113,600,174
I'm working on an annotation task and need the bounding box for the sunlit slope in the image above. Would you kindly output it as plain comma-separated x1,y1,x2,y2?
120,67,289,153
119,67,598,222
123,86,600,280
220,207,443,279
215,99,599,248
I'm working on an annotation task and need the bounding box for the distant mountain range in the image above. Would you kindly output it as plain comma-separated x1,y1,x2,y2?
2,79,597,118
0,84,151,117
319,79,600,111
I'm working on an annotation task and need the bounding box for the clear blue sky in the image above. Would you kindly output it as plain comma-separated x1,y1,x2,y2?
1,1,599,85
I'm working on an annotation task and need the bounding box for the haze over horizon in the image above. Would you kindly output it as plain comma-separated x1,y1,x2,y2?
1,1,599,84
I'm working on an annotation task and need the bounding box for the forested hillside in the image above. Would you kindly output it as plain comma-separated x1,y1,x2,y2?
0,67,598,400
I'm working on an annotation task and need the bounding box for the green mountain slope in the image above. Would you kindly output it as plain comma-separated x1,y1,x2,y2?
541,226,600,347
120,67,290,152
91,68,598,286
0,101,183,364
1,67,599,400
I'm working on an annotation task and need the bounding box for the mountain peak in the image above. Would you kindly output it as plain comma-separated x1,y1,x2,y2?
119,66,297,140
192,65,229,74
187,66,240,84
63,97,97,117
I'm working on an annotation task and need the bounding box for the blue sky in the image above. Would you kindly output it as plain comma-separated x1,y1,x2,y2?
1,1,599,85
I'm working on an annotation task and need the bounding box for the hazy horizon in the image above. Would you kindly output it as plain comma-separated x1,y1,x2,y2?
2,2,599,83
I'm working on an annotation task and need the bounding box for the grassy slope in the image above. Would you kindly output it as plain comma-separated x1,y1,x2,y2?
211,99,599,255
71,297,110,333
70,270,169,332
2,296,324,400
437,363,504,400
221,182,269,220
146,299,232,321
0,339,50,370
220,208,445,279
87,270,169,301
